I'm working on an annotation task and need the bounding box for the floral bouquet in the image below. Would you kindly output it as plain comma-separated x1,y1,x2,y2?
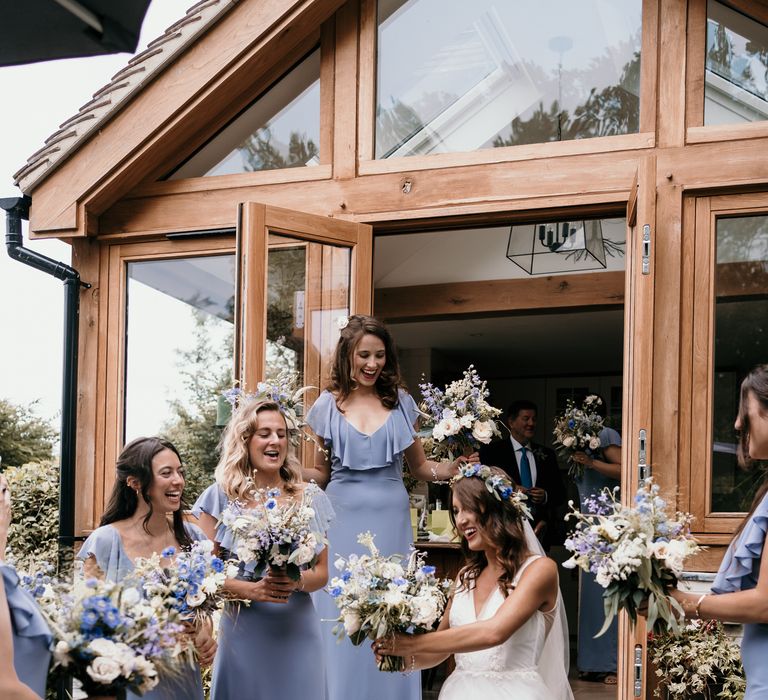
22,572,186,697
221,370,316,447
220,485,322,583
563,479,701,635
131,540,227,628
418,365,503,462
327,532,451,672
552,394,606,477
648,620,745,699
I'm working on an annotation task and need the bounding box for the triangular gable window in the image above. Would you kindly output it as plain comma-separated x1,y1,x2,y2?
169,49,320,179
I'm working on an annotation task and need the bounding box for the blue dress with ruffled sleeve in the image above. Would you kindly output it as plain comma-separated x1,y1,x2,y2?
77,522,208,700
2,562,52,697
573,426,621,675
192,481,334,700
306,388,421,700
712,491,768,699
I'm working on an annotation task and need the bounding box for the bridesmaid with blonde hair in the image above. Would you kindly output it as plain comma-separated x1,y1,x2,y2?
194,397,334,700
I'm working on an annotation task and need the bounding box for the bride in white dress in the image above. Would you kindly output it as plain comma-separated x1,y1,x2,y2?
374,465,573,700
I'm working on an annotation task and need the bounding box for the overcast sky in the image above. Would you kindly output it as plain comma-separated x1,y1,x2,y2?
0,1,193,428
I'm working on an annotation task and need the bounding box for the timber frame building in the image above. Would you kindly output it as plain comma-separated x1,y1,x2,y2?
13,0,768,696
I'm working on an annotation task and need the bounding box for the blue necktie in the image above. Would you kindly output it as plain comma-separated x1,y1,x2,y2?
519,447,533,489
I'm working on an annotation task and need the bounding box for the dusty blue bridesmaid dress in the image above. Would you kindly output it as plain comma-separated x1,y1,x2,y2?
2,562,52,697
306,388,421,700
573,426,621,676
192,481,334,700
712,490,768,699
77,522,208,700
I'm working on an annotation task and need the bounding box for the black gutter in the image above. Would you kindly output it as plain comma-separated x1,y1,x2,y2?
1,195,91,574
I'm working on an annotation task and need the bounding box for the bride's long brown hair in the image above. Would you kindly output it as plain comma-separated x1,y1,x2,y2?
449,467,531,596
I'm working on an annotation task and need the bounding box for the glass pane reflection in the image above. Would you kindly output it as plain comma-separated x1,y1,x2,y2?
711,216,768,512
705,1,768,126
169,50,320,179
376,0,641,159
124,254,235,501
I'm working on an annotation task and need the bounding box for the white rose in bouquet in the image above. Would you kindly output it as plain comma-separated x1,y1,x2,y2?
562,435,576,448
343,609,362,635
410,594,440,627
441,416,461,436
589,436,602,450
471,420,495,444
459,413,474,429
86,656,123,685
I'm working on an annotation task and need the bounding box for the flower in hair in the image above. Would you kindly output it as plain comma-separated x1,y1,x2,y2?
336,315,350,330
451,463,532,520
221,370,321,451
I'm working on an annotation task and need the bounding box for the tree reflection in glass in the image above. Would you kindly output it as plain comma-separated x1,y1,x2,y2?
375,0,642,158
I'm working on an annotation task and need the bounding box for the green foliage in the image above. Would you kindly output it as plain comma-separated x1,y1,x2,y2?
4,461,59,571
0,398,56,467
162,311,233,505
649,620,745,699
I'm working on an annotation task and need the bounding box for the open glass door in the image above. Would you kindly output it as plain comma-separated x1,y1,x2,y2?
234,202,373,441
619,156,657,698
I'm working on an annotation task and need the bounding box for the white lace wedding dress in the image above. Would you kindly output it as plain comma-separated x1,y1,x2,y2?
438,555,573,700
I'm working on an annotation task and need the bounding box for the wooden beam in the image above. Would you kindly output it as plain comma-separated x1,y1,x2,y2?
28,0,346,237
657,0,687,147
374,271,624,322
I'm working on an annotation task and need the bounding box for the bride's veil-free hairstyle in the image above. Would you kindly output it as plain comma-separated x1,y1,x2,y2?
522,519,574,700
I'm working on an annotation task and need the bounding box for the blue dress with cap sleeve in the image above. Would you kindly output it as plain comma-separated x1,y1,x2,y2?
712,490,768,699
573,426,621,675
192,481,334,700
1,562,52,698
76,522,207,700
306,388,421,700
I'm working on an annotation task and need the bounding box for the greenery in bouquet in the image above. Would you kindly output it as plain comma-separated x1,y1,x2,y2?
221,370,317,449
418,365,503,463
649,620,745,699
327,532,451,672
130,540,226,630
220,484,323,582
563,479,700,635
552,394,606,477
21,571,187,697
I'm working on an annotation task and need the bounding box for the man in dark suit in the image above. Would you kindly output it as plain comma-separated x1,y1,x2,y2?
479,399,566,548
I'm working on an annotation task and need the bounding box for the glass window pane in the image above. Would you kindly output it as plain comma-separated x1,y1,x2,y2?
125,255,235,501
267,236,351,391
711,216,768,511
169,50,320,179
375,0,641,159
705,1,768,126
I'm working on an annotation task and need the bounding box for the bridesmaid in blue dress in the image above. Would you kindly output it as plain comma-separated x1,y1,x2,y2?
193,397,334,700
571,398,622,686
304,315,478,700
77,437,216,700
672,365,768,700
0,475,52,699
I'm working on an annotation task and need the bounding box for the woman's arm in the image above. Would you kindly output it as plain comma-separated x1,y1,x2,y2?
0,478,45,700
404,439,479,482
671,545,768,624
573,445,621,480
378,558,559,658
302,448,331,488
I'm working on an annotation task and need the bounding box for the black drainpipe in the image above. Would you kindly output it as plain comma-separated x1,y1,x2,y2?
1,195,91,574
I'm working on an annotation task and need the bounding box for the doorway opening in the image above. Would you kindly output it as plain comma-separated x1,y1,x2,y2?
373,220,625,699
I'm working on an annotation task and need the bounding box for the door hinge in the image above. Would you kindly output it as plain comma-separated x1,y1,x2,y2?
638,428,650,484
634,644,644,696
641,224,651,275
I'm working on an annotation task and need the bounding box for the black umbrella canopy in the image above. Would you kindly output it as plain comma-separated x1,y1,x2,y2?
0,0,153,67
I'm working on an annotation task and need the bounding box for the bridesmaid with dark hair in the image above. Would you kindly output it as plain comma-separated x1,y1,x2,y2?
671,365,768,700
0,474,51,699
77,436,216,700
304,314,478,700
